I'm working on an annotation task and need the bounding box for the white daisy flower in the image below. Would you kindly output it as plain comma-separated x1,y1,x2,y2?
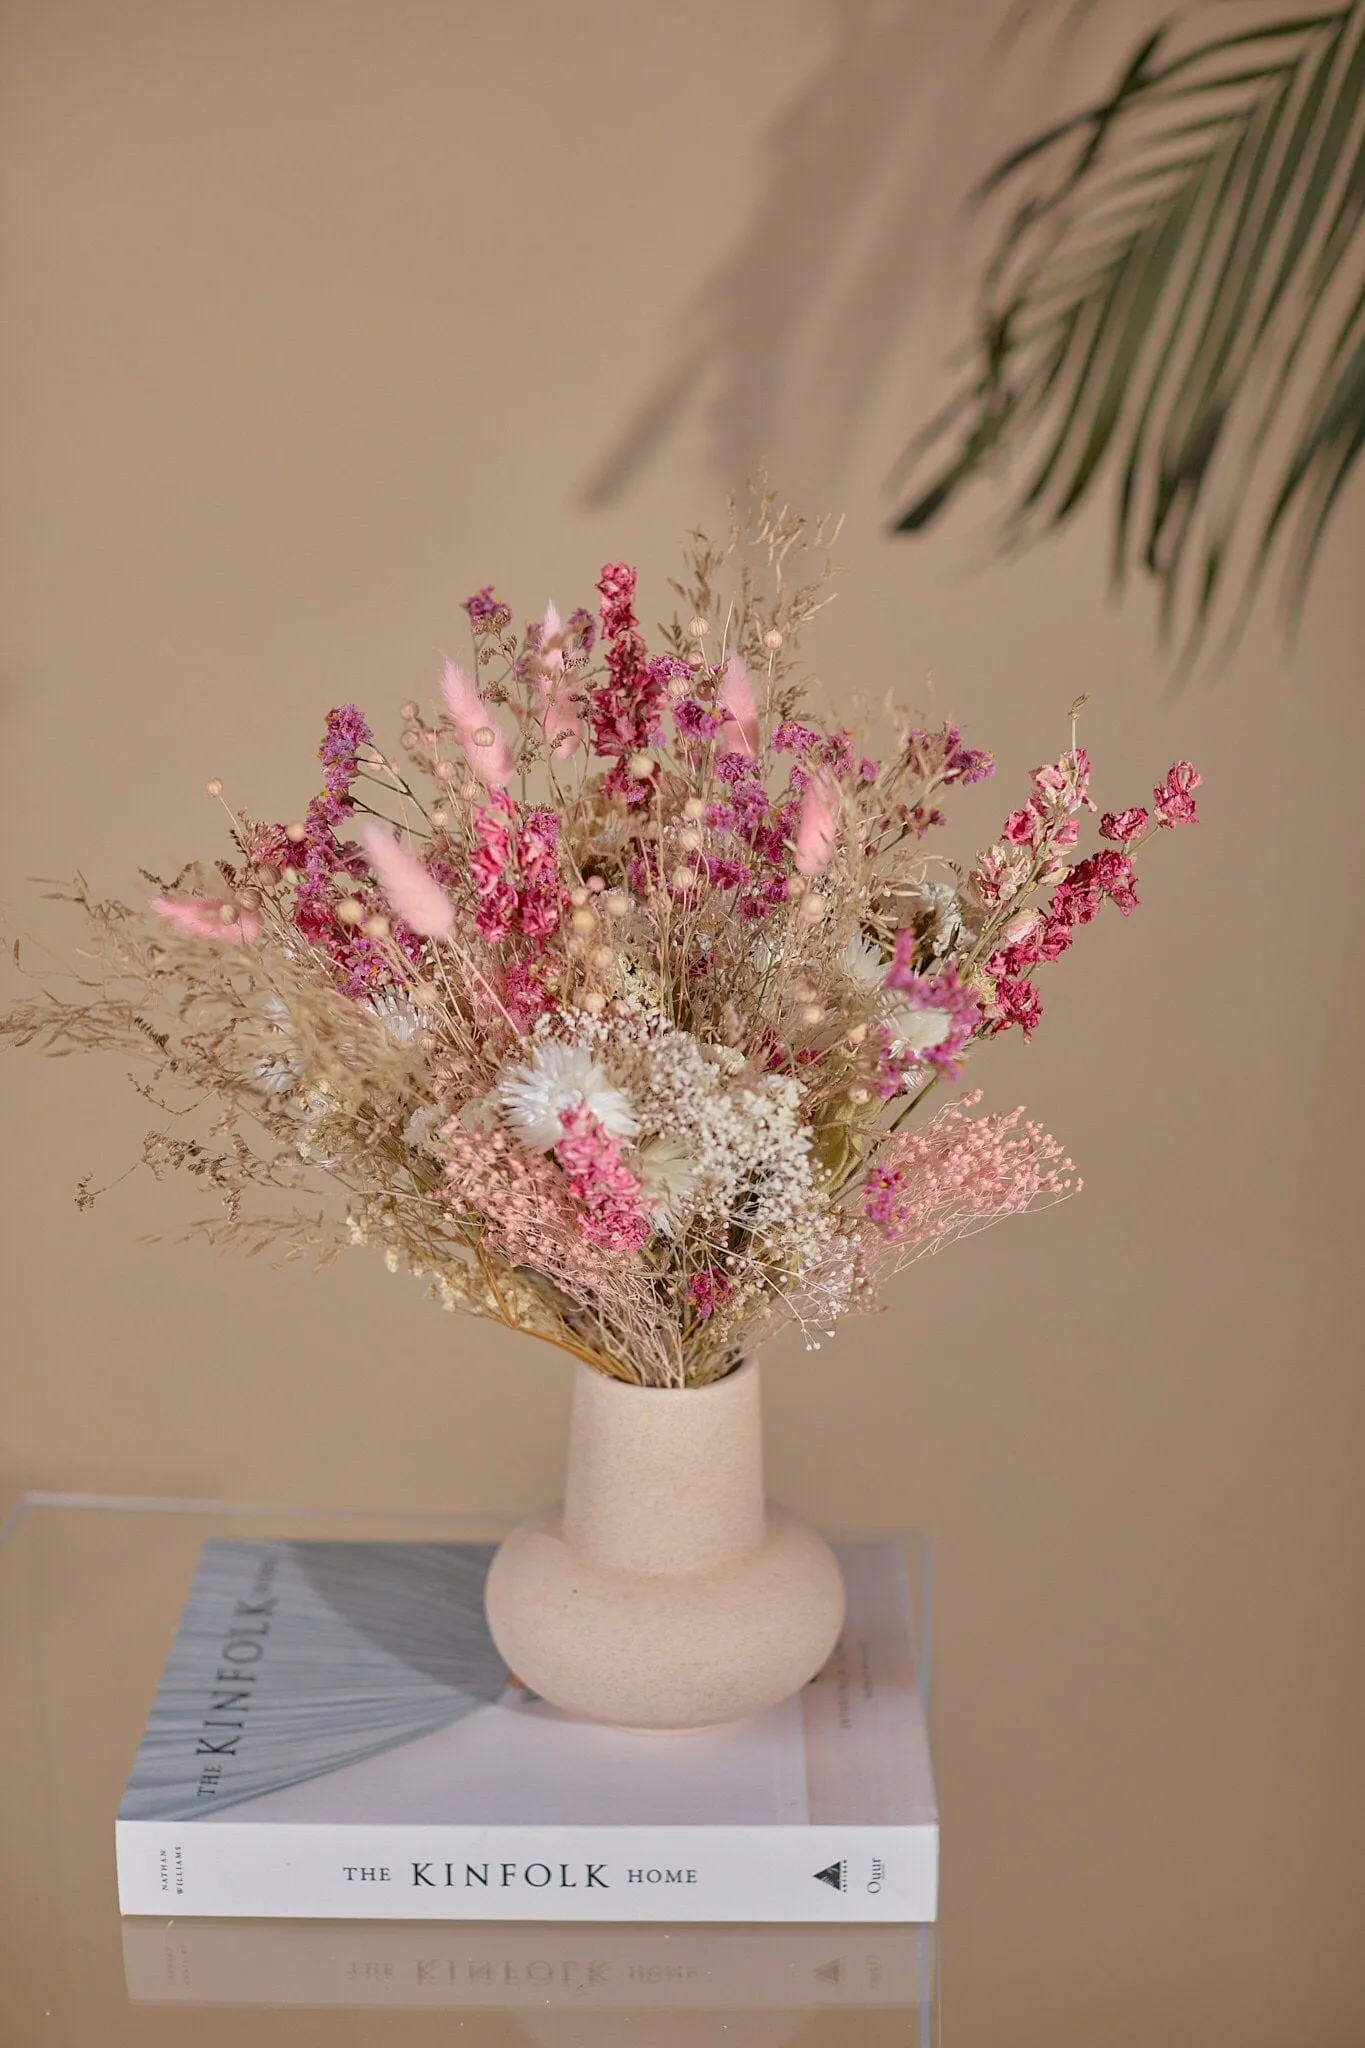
365,991,424,1045
839,931,885,988
635,1135,698,1232
840,931,953,1057
888,1003,961,1064
907,878,966,952
886,1003,955,1055
497,1041,638,1152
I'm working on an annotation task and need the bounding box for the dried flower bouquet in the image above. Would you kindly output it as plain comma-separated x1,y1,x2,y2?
3,493,1200,1388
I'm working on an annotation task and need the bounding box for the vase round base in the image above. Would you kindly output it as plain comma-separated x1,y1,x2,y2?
485,1500,846,1731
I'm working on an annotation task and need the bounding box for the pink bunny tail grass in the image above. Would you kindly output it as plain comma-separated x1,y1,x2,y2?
440,660,515,789
793,769,839,876
535,603,583,758
150,895,262,944
440,656,489,731
358,820,455,938
718,652,759,756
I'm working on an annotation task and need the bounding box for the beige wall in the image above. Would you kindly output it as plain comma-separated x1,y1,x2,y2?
2,2,1362,2036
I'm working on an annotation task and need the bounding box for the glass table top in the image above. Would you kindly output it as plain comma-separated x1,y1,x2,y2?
0,1494,937,2047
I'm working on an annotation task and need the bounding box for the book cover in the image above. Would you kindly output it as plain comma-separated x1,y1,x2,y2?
116,1538,937,1923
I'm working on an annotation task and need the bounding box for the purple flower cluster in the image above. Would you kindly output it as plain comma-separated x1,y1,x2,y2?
462,586,513,632
903,721,995,789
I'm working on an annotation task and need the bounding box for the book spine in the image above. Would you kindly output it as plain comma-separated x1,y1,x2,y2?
117,1821,938,1923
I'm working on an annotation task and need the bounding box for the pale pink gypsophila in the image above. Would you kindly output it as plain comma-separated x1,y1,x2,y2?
150,895,263,945
861,1091,1079,1252
717,652,759,757
438,1124,611,1291
535,601,584,758
441,660,515,788
793,768,839,876
357,820,455,938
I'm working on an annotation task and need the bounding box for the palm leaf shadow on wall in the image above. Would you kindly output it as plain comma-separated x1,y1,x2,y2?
585,1,1364,661
582,2,986,512
897,2,1365,657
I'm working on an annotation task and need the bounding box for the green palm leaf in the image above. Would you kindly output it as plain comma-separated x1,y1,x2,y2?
893,4,1365,653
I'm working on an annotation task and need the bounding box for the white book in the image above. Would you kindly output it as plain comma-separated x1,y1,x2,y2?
115,1537,937,1923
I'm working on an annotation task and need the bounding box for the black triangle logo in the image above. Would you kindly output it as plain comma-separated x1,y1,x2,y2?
813,1860,846,1892
813,1958,845,1984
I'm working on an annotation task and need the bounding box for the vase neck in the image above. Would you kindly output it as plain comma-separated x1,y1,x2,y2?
561,1360,767,1575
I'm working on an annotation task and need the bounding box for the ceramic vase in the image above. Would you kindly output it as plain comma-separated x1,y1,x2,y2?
484,1358,846,1730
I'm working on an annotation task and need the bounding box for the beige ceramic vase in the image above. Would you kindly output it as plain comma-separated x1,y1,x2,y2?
484,1358,846,1730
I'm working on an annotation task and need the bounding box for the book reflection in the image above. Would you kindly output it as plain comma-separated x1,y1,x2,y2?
123,1916,935,2036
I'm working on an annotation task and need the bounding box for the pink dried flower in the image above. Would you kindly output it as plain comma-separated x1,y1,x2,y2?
673,698,724,741
357,820,455,939
516,805,565,939
903,722,994,788
1154,761,1202,828
1000,908,1041,949
150,895,262,944
565,604,596,654
1047,871,1103,928
1085,848,1140,914
688,1268,734,1321
971,840,1031,909
462,585,512,631
991,975,1044,1038
441,660,515,789
1035,917,1074,962
318,705,373,799
554,1102,650,1253
702,853,747,891
772,721,821,755
590,561,665,775
1032,746,1096,815
471,799,517,943
821,730,855,777
1100,805,1148,843
503,958,557,1027
596,561,639,641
